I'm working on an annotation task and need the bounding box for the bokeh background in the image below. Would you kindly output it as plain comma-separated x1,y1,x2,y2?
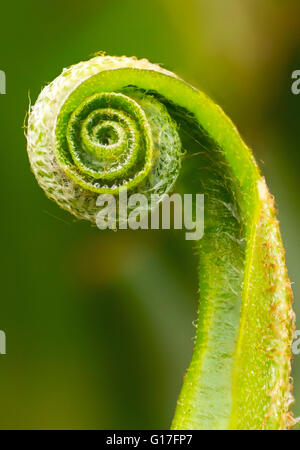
0,0,299,429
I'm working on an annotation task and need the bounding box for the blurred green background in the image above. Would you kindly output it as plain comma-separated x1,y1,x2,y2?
0,0,299,429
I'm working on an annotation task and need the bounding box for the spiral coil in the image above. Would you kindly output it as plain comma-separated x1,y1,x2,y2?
27,57,182,221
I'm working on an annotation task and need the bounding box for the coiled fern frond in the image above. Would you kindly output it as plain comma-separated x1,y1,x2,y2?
26,55,295,430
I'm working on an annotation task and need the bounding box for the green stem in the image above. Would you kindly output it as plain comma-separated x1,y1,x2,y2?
27,55,295,430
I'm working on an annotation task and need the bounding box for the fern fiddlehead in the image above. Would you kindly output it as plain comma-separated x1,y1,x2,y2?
26,55,295,430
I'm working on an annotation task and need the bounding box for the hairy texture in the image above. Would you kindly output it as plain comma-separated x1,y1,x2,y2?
26,55,295,430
